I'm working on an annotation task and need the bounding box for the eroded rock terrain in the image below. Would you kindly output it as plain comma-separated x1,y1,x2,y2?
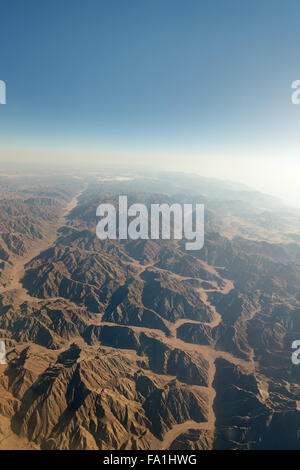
0,172,299,449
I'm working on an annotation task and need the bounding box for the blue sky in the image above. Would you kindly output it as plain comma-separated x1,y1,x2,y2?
1,0,300,203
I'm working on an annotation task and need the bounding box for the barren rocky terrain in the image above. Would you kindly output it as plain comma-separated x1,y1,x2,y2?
0,172,299,449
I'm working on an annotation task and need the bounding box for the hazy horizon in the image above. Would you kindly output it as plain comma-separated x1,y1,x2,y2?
0,158,298,211
1,0,300,207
